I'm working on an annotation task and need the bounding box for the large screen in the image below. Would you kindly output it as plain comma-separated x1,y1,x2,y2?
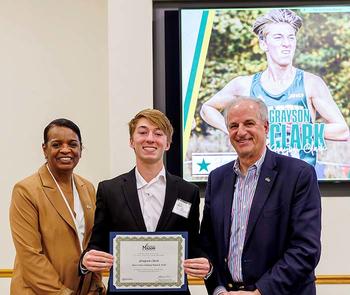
181,6,350,182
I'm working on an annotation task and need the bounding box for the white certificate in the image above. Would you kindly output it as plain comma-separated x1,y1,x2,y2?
109,232,188,292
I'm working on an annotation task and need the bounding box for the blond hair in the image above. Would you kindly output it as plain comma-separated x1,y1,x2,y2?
252,9,302,40
128,109,174,143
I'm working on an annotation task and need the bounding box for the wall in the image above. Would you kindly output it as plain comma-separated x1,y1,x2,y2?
108,0,153,176
0,0,110,273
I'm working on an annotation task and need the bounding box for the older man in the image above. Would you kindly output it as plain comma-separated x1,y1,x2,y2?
200,96,321,295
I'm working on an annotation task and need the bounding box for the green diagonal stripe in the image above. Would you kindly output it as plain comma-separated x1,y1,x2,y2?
183,10,209,130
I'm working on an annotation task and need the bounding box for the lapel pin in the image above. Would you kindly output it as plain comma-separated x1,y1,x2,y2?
86,204,92,209
265,177,271,182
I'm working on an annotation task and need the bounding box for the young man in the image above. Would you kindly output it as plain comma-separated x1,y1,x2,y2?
200,8,349,166
81,109,210,294
200,96,321,295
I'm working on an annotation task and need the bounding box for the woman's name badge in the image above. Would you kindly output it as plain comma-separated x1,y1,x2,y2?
172,198,191,218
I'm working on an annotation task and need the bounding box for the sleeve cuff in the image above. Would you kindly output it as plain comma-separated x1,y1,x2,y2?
213,285,227,295
203,262,213,280
80,260,90,275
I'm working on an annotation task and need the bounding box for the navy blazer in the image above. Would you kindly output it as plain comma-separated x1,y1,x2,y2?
86,168,203,295
200,149,321,295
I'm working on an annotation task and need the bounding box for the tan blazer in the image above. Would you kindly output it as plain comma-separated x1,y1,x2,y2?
10,165,103,295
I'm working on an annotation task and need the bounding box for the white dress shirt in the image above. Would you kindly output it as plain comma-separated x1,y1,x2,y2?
135,167,166,232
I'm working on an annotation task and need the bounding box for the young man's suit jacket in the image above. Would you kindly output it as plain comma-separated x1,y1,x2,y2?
10,164,102,295
85,168,202,295
200,148,322,295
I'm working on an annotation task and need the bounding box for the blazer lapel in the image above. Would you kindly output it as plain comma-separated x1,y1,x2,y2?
223,166,236,255
121,169,147,231
39,165,77,233
244,150,277,246
156,172,178,231
74,175,95,248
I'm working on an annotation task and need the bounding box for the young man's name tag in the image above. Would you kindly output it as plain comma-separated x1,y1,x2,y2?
172,198,192,218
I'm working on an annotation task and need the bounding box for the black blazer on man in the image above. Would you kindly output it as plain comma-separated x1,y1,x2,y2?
86,168,202,295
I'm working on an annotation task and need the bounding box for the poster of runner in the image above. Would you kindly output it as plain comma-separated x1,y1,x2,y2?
181,6,350,181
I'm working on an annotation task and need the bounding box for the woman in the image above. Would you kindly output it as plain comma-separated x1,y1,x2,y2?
10,118,104,294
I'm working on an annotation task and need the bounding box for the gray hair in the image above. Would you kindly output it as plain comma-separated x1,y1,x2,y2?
252,9,303,40
225,96,269,127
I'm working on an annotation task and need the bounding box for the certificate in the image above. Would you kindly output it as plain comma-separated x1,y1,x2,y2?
109,232,188,292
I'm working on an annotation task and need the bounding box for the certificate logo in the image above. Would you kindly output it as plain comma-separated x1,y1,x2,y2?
142,243,156,251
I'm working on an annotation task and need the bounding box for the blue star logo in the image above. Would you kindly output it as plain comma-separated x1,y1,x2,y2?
197,158,210,172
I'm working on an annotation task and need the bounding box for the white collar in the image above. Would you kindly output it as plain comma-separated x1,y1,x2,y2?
135,166,166,189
